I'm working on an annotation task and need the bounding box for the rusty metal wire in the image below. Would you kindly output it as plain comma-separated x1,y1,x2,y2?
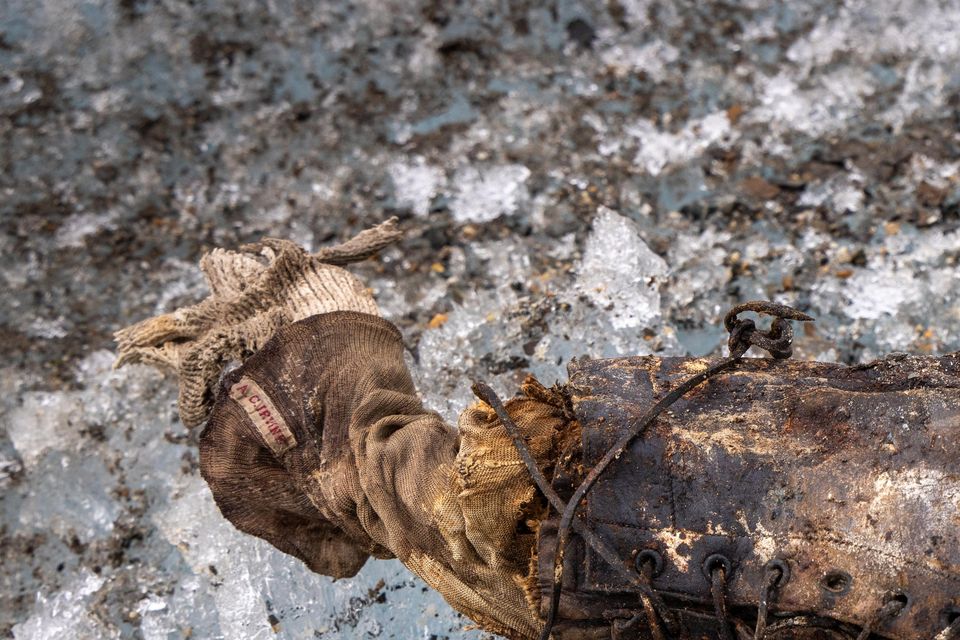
471,381,674,638
474,300,815,639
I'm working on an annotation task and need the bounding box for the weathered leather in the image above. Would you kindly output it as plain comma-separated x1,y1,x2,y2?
537,353,960,638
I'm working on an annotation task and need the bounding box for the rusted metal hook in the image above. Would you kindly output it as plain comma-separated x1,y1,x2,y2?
724,301,814,359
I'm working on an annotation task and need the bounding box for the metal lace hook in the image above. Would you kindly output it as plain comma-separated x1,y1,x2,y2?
754,560,789,640
705,554,735,640
724,301,814,359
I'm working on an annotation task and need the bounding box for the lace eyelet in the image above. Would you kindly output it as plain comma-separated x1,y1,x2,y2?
702,553,733,579
820,569,853,595
887,590,909,612
941,606,960,626
635,549,664,578
765,558,790,588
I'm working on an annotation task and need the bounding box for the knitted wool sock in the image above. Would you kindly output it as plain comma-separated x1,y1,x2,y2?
114,218,403,427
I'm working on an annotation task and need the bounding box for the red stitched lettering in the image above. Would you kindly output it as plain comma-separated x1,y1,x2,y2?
229,377,296,455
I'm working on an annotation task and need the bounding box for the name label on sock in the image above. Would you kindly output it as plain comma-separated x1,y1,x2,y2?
229,377,297,456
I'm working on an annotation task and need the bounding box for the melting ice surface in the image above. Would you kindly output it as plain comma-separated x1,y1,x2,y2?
5,0,960,637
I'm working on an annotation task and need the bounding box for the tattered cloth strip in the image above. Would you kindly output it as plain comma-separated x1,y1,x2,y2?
114,218,403,427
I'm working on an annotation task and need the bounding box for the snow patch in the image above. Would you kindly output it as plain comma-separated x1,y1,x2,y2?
627,111,733,177
448,164,531,223
841,266,923,320
600,40,679,81
389,156,445,217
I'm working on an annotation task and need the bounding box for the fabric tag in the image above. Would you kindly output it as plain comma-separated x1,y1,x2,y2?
229,377,297,455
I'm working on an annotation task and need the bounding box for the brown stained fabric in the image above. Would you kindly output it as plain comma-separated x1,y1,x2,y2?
110,229,585,637
200,312,559,640
113,227,556,637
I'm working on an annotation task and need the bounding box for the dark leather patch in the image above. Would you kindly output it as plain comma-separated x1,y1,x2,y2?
540,354,960,638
